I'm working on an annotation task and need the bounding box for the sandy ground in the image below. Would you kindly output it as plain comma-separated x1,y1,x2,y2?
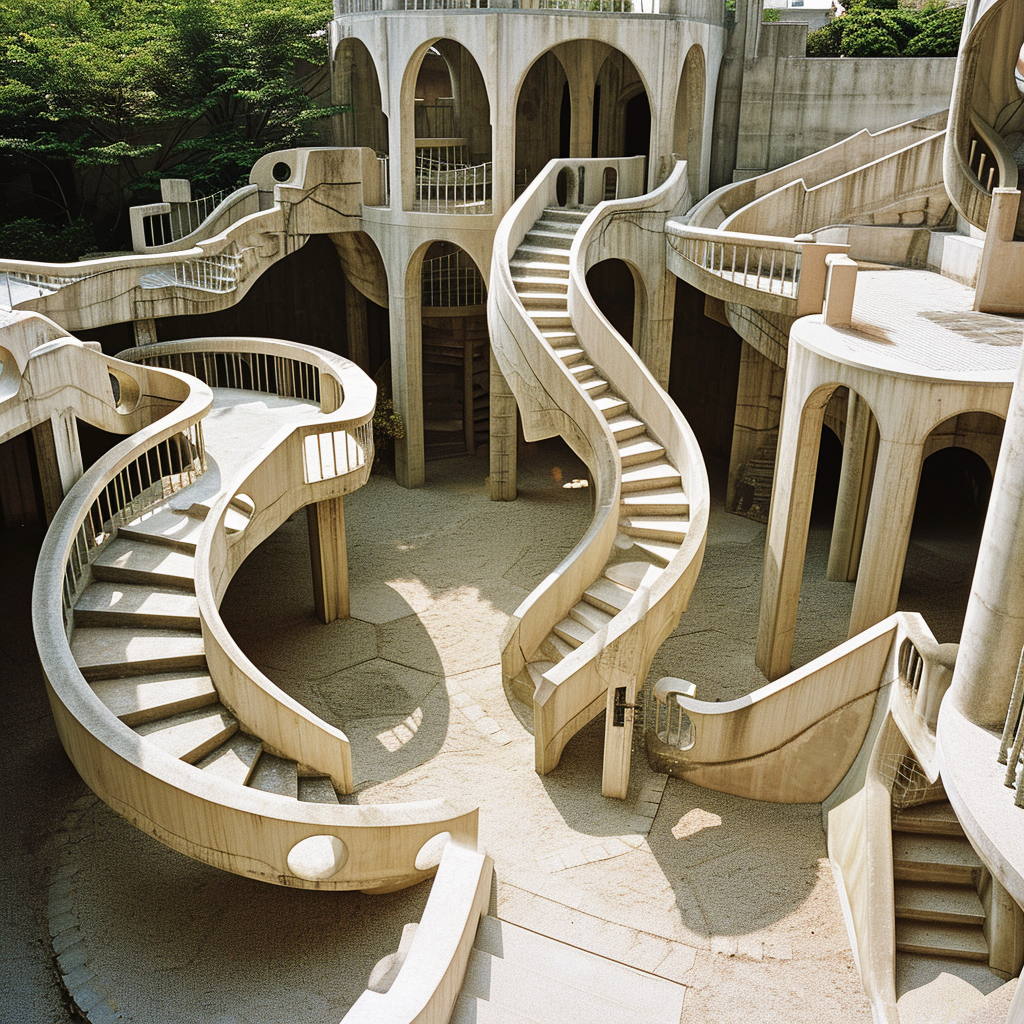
0,439,996,1023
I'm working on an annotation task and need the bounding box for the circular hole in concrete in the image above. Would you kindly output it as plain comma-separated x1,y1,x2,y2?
272,161,292,183
414,831,450,872
287,835,348,880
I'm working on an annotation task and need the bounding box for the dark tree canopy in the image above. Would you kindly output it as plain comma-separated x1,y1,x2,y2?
805,0,965,59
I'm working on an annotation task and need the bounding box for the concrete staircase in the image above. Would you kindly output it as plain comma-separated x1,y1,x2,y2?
508,207,692,709
450,916,685,1024
71,506,344,805
893,800,988,965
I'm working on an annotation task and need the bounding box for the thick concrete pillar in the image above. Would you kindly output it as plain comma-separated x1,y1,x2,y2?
133,318,159,347
847,437,923,639
828,392,878,582
388,285,425,489
343,276,370,372
951,347,1024,729
307,496,349,624
727,342,785,513
489,349,517,501
985,873,1024,978
756,377,831,680
635,270,675,390
30,421,65,522
47,410,84,497
602,676,634,800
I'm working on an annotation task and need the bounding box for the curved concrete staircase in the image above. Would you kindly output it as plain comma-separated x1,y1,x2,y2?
489,157,709,797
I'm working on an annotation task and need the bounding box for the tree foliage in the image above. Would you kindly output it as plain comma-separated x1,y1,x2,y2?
805,0,965,58
0,0,337,253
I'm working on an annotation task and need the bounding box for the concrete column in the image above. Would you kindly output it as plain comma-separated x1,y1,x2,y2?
306,496,349,624
567,77,595,160
951,347,1024,729
985,872,1024,978
489,349,517,501
30,421,65,522
602,676,635,800
0,433,41,526
389,285,425,489
726,342,785,513
635,269,674,390
490,95,516,217
343,276,370,372
463,332,476,456
847,436,923,639
755,374,831,680
133,318,159,347
47,409,84,497
828,391,878,582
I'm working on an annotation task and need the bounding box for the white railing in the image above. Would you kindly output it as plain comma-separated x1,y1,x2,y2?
142,188,234,247
138,253,244,293
999,648,1024,804
642,678,696,751
414,152,492,214
537,0,633,9
668,226,803,300
421,252,487,307
1,269,96,312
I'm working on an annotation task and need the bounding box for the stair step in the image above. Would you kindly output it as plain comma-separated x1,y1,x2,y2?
527,311,573,327
553,616,595,649
298,776,341,804
894,882,985,925
539,330,577,345
539,633,576,663
618,437,666,467
511,274,569,292
517,291,569,308
472,917,685,1024
458,946,674,1024
579,377,609,397
619,516,691,543
74,582,200,629
553,346,586,365
118,507,205,552
134,705,238,763
450,994,537,1024
515,245,570,264
893,833,982,885
522,233,573,251
583,577,635,616
569,601,614,633
71,627,206,681
620,488,690,516
895,920,989,962
626,538,682,566
92,539,196,588
90,671,218,725
569,362,598,380
196,732,263,784
509,259,571,277
248,752,299,798
605,562,657,591
607,415,647,441
594,394,629,419
543,207,591,222
895,801,964,837
620,460,682,491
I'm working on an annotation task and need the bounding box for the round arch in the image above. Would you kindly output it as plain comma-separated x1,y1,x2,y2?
673,45,706,200
333,37,389,155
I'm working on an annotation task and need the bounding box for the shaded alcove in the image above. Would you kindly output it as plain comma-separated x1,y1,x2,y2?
515,51,570,195
585,258,635,346
335,38,389,155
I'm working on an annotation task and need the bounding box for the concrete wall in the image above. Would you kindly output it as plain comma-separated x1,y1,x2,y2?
710,1,958,187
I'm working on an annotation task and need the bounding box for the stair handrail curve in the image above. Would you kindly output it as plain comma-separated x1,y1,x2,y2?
3,147,379,330
489,157,643,695
944,0,1024,236
685,111,950,230
131,183,261,254
35,339,477,891
524,160,712,773
119,336,376,793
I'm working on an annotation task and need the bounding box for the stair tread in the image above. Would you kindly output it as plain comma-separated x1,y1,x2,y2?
583,577,635,615
895,920,989,961
298,776,341,804
627,538,682,565
552,346,586,364
594,394,629,418
119,507,206,551
90,671,217,725
134,705,237,763
894,881,985,924
75,582,199,628
248,752,298,798
619,516,691,542
604,562,657,591
618,437,666,465
895,801,964,836
525,661,555,694
93,539,196,586
620,488,690,513
472,917,685,1022
892,833,983,869
620,460,682,490
195,732,263,784
71,627,206,680
570,601,615,633
541,633,576,662
553,616,595,648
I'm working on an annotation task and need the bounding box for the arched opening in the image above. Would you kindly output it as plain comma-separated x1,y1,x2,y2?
593,51,651,173
673,46,706,199
406,41,492,214
811,425,843,526
418,241,489,460
585,258,637,346
900,438,998,641
515,51,569,197
334,39,389,205
330,231,391,379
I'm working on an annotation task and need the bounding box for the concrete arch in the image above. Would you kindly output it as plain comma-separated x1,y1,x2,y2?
592,47,652,165
514,49,572,194
673,44,707,200
333,37,389,153
923,409,1006,477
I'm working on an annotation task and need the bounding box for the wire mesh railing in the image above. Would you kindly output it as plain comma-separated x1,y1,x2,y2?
669,229,804,300
414,152,492,214
142,188,234,247
421,252,487,306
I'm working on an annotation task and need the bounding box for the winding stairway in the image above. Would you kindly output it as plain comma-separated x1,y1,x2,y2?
507,207,693,703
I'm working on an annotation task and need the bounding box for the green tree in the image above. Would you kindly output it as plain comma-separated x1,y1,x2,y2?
0,0,337,254
805,0,964,58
